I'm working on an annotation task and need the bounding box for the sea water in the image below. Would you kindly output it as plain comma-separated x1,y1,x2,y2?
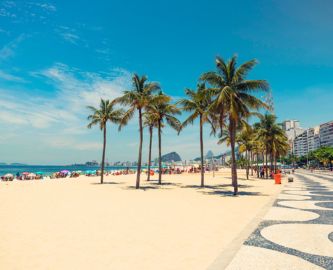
0,165,152,176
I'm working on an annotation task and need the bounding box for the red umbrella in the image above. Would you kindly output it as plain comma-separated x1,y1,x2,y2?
22,172,30,175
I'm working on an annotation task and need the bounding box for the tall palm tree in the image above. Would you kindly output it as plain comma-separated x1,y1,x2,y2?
236,126,254,180
255,114,287,176
87,99,124,184
271,127,289,172
201,55,269,195
148,93,181,184
252,124,265,178
143,112,159,181
115,74,160,189
178,83,213,187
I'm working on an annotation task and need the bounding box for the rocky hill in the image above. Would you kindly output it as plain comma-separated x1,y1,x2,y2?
158,152,182,162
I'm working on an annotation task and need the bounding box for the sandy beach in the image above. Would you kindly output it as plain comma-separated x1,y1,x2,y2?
0,169,283,270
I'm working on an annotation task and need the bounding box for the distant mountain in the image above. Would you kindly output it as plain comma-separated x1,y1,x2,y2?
158,152,182,162
205,150,214,159
193,147,239,161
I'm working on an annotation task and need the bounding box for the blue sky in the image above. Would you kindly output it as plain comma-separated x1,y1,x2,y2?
0,0,333,164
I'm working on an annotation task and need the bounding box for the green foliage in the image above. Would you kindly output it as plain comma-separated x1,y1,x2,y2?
254,114,289,158
115,74,161,129
312,147,333,166
87,99,124,130
147,92,181,132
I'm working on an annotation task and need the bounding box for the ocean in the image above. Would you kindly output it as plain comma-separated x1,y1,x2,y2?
0,165,149,176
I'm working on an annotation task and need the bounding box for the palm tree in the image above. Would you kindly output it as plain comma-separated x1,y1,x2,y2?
115,74,160,189
143,112,159,181
87,99,124,184
255,114,287,176
236,126,254,180
201,55,269,195
252,124,265,178
271,127,289,172
148,93,181,184
178,83,213,187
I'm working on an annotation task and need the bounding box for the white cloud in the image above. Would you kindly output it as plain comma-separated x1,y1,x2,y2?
0,70,26,82
0,63,131,132
60,32,80,44
55,26,81,45
47,137,101,151
0,34,26,61
32,2,57,12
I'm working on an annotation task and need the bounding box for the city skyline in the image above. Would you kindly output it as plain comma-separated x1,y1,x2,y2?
1,0,333,164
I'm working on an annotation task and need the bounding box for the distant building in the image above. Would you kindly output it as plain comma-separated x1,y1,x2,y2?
293,131,308,157
319,120,333,147
85,160,99,166
293,120,333,157
281,120,305,155
307,127,320,153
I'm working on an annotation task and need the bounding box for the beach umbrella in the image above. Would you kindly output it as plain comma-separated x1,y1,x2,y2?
28,173,36,177
22,172,30,175
60,170,70,174
4,173,13,178
36,172,44,175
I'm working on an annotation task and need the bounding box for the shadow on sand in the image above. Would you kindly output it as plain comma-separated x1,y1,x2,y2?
182,184,267,197
123,185,161,191
122,180,182,191
90,181,123,185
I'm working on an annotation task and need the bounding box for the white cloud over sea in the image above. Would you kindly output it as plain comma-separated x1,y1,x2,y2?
0,63,135,164
0,62,226,164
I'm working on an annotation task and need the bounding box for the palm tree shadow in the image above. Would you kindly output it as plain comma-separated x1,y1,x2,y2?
90,181,122,185
123,185,161,191
147,180,182,188
182,184,252,189
200,190,267,197
182,184,267,197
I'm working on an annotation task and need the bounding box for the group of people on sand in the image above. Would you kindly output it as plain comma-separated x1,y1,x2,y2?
1,172,43,181
1,166,208,182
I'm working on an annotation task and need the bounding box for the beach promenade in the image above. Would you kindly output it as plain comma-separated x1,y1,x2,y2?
219,171,333,270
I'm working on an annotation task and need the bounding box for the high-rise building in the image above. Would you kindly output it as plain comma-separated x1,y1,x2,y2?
292,120,333,157
282,120,304,140
282,120,305,155
293,131,308,157
282,120,300,131
319,120,333,147
307,127,320,153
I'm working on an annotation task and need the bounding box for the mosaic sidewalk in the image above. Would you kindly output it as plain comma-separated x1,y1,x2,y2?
225,172,333,270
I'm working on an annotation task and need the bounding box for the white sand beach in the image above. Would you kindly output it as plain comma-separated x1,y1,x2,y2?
0,169,283,270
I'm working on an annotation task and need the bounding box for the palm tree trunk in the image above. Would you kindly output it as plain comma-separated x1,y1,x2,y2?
136,108,143,189
250,151,253,176
200,115,204,187
158,120,162,184
265,150,268,179
101,126,107,184
270,151,274,178
229,118,238,195
245,150,249,180
256,153,259,178
147,126,153,181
